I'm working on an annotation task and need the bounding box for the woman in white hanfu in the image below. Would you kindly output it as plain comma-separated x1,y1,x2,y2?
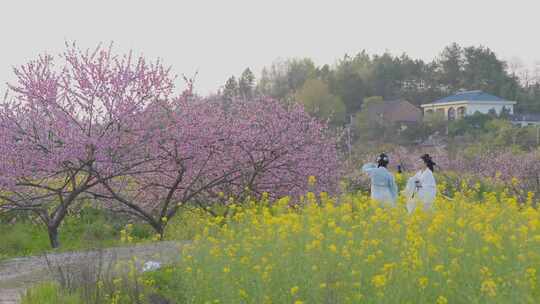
361,153,398,208
404,154,437,214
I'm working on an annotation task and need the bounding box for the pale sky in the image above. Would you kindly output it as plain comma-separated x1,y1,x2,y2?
1,0,539,95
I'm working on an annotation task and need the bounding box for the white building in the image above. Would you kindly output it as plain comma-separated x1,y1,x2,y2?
510,114,540,127
420,90,517,120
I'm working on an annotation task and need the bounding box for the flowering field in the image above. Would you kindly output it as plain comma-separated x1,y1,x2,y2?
148,183,540,304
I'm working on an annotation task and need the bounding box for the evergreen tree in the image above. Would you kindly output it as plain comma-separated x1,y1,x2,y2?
223,76,239,106
239,68,255,99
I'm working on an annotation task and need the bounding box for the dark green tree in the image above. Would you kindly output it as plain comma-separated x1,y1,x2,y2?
223,76,239,101
436,43,464,92
499,106,512,119
238,68,255,99
461,46,519,99
331,55,369,113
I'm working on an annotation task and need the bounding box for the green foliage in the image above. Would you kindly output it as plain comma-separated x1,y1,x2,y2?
238,68,255,99
21,282,81,304
354,110,384,142
446,112,540,151
462,46,515,98
437,43,463,91
164,207,221,241
0,221,50,259
0,208,151,260
144,266,186,303
517,83,540,113
396,123,432,144
223,76,238,101
353,96,384,141
422,112,447,134
295,78,346,125
250,42,540,128
362,96,384,108
257,58,317,102
448,112,494,136
61,208,120,246
330,56,369,113
22,266,155,304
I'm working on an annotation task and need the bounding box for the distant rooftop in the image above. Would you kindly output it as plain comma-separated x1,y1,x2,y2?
426,90,510,105
365,99,422,123
365,99,407,112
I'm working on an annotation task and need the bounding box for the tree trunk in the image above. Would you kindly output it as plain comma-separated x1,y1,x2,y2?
158,228,165,241
48,225,60,248
150,221,166,240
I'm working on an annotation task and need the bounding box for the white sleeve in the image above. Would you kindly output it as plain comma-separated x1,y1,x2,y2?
403,177,416,198
421,170,436,187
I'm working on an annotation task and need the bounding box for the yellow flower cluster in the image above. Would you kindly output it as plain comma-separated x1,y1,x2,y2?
167,184,540,303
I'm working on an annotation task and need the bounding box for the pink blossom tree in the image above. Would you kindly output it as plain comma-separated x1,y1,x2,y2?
215,98,341,200
0,43,174,247
358,146,540,202
451,150,540,199
92,96,341,238
0,43,341,244
89,92,242,238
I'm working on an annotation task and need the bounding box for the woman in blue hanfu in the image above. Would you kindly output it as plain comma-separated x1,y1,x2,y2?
361,153,398,208
404,154,437,214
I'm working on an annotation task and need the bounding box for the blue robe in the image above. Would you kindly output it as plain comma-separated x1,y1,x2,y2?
361,163,398,207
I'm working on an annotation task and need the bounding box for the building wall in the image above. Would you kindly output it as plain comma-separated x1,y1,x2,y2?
511,121,540,127
423,102,514,120
465,104,514,115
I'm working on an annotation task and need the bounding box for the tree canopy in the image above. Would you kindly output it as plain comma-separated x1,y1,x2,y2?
225,43,539,121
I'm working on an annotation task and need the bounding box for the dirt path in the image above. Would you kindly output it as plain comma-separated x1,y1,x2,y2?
0,241,187,304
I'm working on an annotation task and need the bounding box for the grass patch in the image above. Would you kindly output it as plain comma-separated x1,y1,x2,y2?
0,208,153,261
21,282,81,304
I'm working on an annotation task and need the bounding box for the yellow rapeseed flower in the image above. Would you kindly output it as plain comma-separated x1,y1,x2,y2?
328,244,337,253
238,289,248,299
371,274,387,288
418,276,429,289
436,296,448,304
481,279,497,297
166,187,540,303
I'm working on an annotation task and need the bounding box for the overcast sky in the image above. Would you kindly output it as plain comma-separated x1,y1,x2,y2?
1,0,539,95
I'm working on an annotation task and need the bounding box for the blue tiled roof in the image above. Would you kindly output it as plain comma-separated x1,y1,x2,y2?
428,90,507,105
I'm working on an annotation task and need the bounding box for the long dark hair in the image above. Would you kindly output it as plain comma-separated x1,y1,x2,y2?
377,153,389,168
421,154,436,172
